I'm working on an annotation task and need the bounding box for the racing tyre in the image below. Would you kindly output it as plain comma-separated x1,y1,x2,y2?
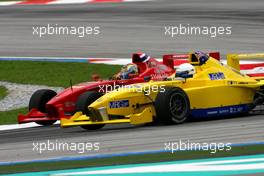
76,91,105,130
155,87,190,124
248,92,264,111
29,89,57,126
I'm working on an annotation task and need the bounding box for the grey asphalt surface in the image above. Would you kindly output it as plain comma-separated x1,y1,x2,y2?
0,0,264,163
0,0,263,58
0,114,263,162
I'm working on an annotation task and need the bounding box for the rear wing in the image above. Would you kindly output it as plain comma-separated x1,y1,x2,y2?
227,53,264,77
162,54,189,69
163,52,220,69
227,53,264,70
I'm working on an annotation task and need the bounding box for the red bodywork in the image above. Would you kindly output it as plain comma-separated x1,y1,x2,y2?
18,53,191,124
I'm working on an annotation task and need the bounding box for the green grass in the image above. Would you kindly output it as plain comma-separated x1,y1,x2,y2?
0,86,12,124
0,108,27,125
0,61,121,124
0,61,121,87
0,144,263,174
0,86,7,100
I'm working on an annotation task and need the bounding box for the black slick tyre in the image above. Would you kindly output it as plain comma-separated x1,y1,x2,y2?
155,87,190,124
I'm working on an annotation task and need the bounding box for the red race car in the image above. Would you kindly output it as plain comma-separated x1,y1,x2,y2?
18,52,193,126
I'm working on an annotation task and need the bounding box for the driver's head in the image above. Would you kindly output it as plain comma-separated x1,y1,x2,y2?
175,63,196,78
194,51,209,65
120,63,138,79
133,52,150,63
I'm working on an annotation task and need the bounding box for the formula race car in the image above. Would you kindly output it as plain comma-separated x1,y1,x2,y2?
61,51,264,130
18,52,184,126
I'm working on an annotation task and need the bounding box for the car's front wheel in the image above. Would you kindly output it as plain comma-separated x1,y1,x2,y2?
155,87,190,124
29,89,57,126
76,91,105,130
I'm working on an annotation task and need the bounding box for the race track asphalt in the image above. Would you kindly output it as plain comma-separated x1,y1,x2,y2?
0,0,263,58
0,0,263,163
0,113,263,162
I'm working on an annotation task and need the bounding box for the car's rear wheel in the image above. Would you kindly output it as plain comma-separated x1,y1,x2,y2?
29,89,57,126
155,87,190,124
248,91,264,111
76,91,105,130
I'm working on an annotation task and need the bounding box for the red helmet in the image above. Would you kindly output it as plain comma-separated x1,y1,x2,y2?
133,52,150,63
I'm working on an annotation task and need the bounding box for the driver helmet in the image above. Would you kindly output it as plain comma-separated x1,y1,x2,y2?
120,63,138,79
175,63,196,78
194,51,209,65
139,53,150,63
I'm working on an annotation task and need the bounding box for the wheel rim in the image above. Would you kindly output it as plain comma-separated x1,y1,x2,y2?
169,93,187,120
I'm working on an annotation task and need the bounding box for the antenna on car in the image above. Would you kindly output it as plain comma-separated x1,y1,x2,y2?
70,79,73,92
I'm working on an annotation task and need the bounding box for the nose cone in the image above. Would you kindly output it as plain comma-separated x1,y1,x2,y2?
47,84,87,105
89,91,119,109
89,97,107,110
89,85,139,109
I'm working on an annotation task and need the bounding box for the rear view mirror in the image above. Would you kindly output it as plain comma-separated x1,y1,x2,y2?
144,76,152,82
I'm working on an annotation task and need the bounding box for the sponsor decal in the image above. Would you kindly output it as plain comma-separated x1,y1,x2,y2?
209,72,225,80
191,104,248,118
109,100,129,109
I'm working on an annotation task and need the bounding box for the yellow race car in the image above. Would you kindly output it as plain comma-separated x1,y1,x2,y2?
61,51,264,130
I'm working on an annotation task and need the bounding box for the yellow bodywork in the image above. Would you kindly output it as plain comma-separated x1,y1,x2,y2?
61,53,264,128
